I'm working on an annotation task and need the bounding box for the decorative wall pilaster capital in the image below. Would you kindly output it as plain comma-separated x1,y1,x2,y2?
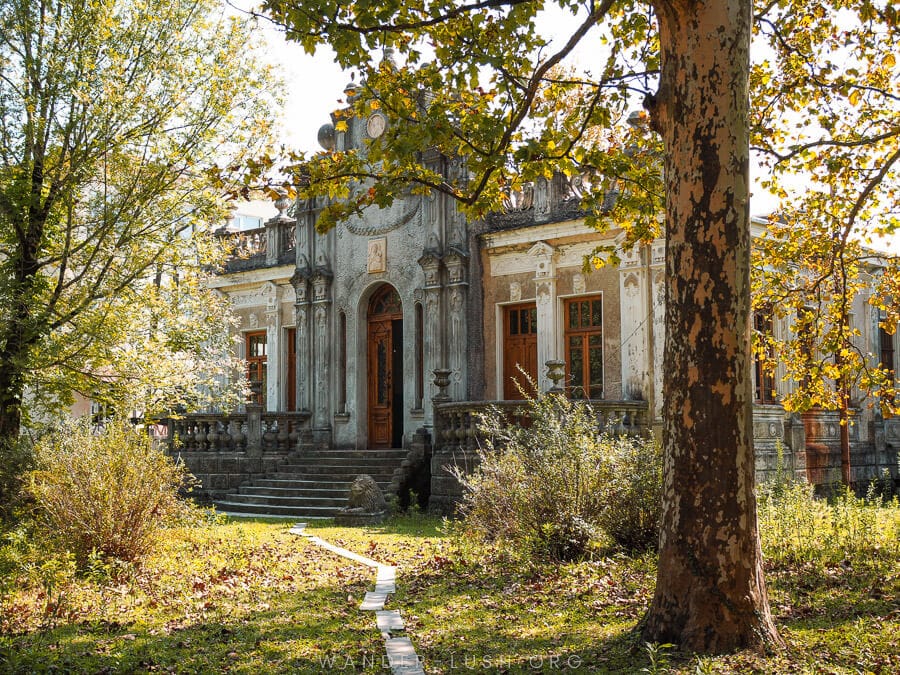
444,245,469,286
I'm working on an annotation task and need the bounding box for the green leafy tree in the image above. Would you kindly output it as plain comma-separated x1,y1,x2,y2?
751,1,899,484
0,0,277,438
260,0,894,653
261,0,776,654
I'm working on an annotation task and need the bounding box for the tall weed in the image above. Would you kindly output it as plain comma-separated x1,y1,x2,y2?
453,392,661,560
758,457,900,569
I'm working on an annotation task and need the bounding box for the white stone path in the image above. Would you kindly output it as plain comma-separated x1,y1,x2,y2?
289,522,425,674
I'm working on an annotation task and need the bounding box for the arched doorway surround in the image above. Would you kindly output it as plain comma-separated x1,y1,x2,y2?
367,284,404,448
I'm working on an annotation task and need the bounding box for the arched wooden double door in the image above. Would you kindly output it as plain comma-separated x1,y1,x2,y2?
367,285,404,448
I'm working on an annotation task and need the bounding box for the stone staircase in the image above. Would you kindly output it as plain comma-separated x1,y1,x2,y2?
214,447,409,518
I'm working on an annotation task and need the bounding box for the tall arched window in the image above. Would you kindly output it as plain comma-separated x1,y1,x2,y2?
415,302,424,409
338,310,347,413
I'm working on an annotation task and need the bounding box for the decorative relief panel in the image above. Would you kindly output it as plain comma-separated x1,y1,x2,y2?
572,273,586,295
529,241,556,280
618,246,641,270
509,281,521,302
312,270,333,302
367,237,387,274
343,196,420,236
231,289,270,308
263,281,279,311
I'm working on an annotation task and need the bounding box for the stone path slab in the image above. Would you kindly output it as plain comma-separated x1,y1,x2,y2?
290,522,424,674
360,591,389,611
376,609,405,633
386,637,425,674
374,580,396,594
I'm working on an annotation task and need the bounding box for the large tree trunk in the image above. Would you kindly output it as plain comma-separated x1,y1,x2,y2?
642,0,783,653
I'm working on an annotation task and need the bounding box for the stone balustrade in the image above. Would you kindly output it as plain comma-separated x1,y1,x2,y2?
227,226,267,258
159,410,311,500
433,398,649,450
162,410,310,454
219,219,296,272
429,398,650,515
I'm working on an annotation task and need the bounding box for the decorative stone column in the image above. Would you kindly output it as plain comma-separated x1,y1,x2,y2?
262,281,281,411
291,267,311,413
418,243,443,427
246,382,263,456
618,245,649,401
428,370,473,517
530,241,557,392
784,412,808,482
444,245,468,402
311,261,333,437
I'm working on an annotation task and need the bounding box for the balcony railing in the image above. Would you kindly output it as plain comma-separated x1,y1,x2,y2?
219,220,296,272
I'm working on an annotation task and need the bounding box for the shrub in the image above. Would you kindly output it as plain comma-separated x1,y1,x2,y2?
27,420,196,564
593,432,663,551
453,392,662,560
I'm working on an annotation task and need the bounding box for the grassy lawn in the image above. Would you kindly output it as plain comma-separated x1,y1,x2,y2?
2,509,898,673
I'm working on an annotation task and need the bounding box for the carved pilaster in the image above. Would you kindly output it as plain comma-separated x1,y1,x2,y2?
419,247,444,425
312,303,331,429
444,246,469,401
311,262,333,431
530,241,557,392
261,282,281,410
291,269,311,413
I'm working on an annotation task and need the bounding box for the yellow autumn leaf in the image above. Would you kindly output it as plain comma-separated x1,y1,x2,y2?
335,120,348,132
848,89,861,106
885,53,896,69
370,100,380,110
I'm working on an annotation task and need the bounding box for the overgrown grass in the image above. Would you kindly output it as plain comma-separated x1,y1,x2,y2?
2,497,898,673
0,518,384,673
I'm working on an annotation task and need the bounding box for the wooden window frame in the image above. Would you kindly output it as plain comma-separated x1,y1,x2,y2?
563,295,604,400
285,327,297,412
753,310,778,404
245,330,267,406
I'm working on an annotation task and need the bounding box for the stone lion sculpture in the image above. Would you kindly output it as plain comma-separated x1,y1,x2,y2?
334,475,388,525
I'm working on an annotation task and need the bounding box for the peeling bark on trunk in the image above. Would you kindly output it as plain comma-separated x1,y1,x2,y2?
642,0,783,653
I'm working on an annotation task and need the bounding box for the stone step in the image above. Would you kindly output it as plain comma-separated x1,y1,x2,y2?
279,456,406,468
238,485,359,498
268,470,397,481
224,493,348,508
274,466,399,476
249,478,389,490
213,500,340,517
290,448,407,459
